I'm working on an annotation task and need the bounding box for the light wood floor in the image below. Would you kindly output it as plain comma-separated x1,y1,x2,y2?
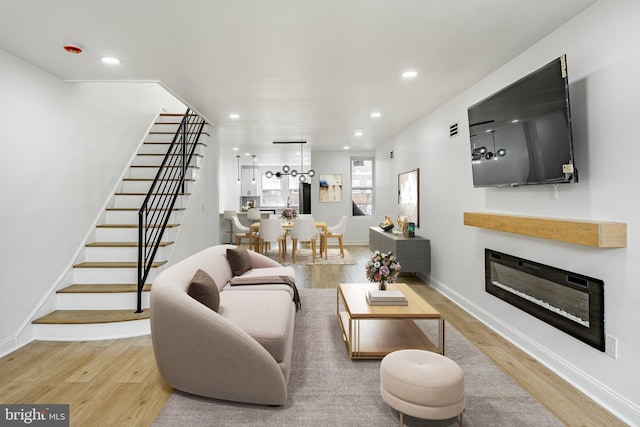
0,245,625,427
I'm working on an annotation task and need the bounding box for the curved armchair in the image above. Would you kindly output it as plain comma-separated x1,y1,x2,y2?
151,287,289,405
150,245,296,406
322,215,348,257
290,217,318,263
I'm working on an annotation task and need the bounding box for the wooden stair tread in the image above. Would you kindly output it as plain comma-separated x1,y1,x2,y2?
33,309,150,324
159,113,202,117
148,132,209,136
144,141,207,146
86,241,173,247
137,153,203,157
73,261,166,268
122,178,194,182
57,284,151,293
114,192,191,196
130,165,198,169
96,224,179,229
105,207,185,211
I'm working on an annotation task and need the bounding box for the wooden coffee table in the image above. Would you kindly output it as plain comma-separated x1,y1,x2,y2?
337,282,444,359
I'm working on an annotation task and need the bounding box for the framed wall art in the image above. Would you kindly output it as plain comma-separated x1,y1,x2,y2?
398,168,419,227
319,174,342,203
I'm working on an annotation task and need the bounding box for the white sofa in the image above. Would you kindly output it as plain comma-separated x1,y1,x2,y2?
150,244,299,405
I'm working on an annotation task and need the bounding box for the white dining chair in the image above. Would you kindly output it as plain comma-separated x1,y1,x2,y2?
232,216,256,249
321,215,348,257
255,218,287,262
247,208,262,221
290,217,319,263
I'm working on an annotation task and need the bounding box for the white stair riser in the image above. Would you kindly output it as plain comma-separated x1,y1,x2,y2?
105,209,183,224
96,226,178,242
146,132,207,143
33,319,150,341
113,194,189,208
73,267,161,284
121,180,194,194
132,154,202,167
155,116,182,124
139,143,205,156
127,167,197,180
57,292,150,310
84,246,170,262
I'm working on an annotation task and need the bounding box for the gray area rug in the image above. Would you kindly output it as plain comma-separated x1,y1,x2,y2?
153,288,562,426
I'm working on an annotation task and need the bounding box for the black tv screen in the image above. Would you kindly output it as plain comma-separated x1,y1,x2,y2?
468,55,577,187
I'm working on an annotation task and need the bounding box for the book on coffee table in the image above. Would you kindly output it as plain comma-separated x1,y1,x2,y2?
367,290,408,305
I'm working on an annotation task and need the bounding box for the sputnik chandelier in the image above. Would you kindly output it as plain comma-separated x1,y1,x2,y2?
472,130,507,161
265,141,316,183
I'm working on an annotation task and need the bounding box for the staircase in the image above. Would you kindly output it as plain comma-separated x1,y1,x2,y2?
32,112,207,340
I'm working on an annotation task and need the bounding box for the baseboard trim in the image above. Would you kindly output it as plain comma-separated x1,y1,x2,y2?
0,336,17,358
427,275,640,426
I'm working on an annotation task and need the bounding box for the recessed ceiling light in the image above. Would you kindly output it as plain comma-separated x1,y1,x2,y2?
232,147,239,151
402,70,418,79
101,56,120,65
354,130,363,137
343,146,350,150
370,112,381,118
229,113,240,119
512,119,519,123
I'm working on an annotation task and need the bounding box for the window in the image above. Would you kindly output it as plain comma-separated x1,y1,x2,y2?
288,177,300,207
351,157,374,216
261,172,283,206
260,171,300,208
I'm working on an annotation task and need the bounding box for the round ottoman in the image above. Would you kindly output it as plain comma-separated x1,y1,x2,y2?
380,349,465,426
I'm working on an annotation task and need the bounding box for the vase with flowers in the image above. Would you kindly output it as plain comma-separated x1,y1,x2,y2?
365,250,401,290
280,208,297,223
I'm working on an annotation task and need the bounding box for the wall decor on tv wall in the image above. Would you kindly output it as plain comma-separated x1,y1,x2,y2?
319,174,342,203
398,169,419,227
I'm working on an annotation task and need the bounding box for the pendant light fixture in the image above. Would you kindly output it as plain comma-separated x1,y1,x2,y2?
236,155,241,184
251,155,256,184
265,141,315,182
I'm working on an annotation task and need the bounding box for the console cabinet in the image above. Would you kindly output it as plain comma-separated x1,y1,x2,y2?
368,227,430,274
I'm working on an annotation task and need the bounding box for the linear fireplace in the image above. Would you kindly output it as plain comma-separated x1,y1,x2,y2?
485,249,605,351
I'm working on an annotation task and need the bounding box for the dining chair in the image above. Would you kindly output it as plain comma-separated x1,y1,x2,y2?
290,217,319,263
247,208,262,221
232,216,255,249
322,215,348,257
255,218,287,262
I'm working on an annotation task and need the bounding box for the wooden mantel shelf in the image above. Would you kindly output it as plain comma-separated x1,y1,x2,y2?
463,212,627,248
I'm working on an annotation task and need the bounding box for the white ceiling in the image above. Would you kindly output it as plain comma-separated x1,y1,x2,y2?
0,0,596,165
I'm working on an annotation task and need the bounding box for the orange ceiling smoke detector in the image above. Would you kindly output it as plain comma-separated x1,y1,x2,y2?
63,44,83,54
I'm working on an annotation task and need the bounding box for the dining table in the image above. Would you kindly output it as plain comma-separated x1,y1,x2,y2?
250,221,328,259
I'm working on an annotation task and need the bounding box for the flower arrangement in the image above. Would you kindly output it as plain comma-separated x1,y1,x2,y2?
280,208,297,221
365,251,401,287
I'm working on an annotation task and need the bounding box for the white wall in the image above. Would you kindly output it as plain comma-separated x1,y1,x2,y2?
311,150,377,245
0,49,187,354
168,130,220,264
374,1,640,423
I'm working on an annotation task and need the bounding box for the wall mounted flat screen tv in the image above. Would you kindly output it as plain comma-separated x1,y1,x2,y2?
468,55,577,187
